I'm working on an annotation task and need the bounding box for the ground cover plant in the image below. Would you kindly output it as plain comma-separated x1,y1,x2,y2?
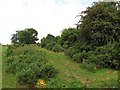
5,45,58,88
2,45,118,88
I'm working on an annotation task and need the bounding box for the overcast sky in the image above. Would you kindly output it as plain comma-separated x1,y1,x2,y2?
0,0,97,45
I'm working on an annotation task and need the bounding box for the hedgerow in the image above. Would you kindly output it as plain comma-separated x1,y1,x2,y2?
66,42,119,71
52,44,64,52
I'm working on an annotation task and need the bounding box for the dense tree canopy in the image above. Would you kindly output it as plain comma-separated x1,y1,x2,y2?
64,1,120,70
77,2,120,47
11,28,38,44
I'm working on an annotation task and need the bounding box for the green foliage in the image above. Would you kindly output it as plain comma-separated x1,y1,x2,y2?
80,62,97,73
77,2,120,47
63,1,120,71
89,78,118,88
91,43,119,69
52,44,64,52
40,34,63,52
40,34,55,48
40,37,47,48
3,46,118,88
6,45,58,88
84,43,119,70
72,51,87,63
60,28,79,49
11,28,38,44
46,42,56,51
47,76,83,88
66,42,119,71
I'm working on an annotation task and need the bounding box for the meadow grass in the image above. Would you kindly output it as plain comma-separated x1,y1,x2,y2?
2,46,118,88
2,46,18,88
42,48,118,88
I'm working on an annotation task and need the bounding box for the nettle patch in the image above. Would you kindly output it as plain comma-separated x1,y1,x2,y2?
6,45,58,88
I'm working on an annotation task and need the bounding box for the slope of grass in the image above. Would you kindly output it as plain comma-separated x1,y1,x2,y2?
2,46,118,88
42,49,118,88
2,46,18,88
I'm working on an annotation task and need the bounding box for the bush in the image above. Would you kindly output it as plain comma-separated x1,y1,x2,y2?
80,62,97,73
46,42,56,51
52,44,64,52
81,42,119,70
6,45,58,88
72,51,87,63
93,43,119,69
64,47,78,58
66,42,119,71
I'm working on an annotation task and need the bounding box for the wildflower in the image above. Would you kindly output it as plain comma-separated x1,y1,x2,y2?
39,79,46,86
35,79,46,88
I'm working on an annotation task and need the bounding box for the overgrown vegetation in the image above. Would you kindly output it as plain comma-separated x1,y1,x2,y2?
2,46,118,88
3,1,120,88
40,34,63,52
43,2,120,72
6,45,58,88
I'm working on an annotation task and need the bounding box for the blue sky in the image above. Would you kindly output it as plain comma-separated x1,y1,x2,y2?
0,0,95,44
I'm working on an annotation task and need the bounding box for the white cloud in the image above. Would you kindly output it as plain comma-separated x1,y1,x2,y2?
0,0,93,44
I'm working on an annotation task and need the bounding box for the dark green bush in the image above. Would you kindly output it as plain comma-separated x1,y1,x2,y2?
52,44,64,52
46,42,56,51
72,51,87,63
94,43,119,69
65,42,119,71
64,47,78,58
80,62,97,73
85,43,119,70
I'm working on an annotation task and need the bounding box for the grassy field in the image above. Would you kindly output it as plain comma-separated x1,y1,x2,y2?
44,49,118,88
2,46,118,88
2,46,17,88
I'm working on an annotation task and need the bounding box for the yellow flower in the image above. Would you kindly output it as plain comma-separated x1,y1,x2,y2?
35,79,46,88
39,79,46,86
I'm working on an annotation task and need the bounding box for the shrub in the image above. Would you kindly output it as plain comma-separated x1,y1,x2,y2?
52,44,64,52
94,43,119,69
67,42,119,71
64,47,78,58
80,62,97,73
46,42,56,51
83,42,119,70
72,51,87,63
6,45,58,88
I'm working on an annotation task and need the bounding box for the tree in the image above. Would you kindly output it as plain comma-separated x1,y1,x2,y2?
59,28,79,49
40,34,55,48
77,2,120,47
11,28,38,44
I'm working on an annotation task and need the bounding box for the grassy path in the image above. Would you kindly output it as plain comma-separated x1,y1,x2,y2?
44,49,118,88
